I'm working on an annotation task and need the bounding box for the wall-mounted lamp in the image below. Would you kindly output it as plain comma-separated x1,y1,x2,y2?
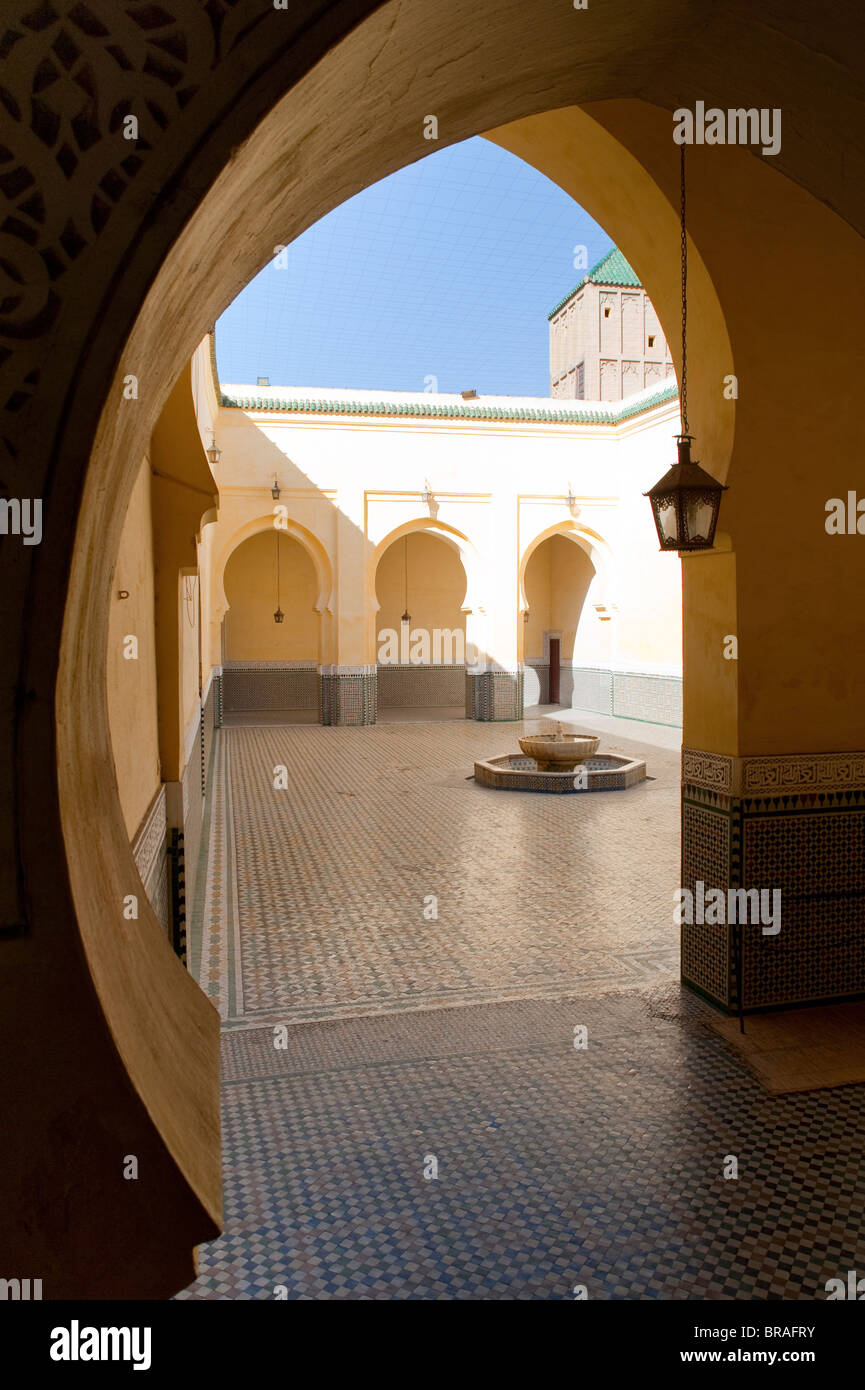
271,476,281,500
422,479,439,520
206,432,221,468
523,607,530,624
117,589,129,600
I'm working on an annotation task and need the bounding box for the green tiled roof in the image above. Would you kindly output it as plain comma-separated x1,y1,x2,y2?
220,379,677,426
547,247,642,320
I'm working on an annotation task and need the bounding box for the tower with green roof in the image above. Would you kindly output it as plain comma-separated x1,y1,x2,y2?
547,246,674,403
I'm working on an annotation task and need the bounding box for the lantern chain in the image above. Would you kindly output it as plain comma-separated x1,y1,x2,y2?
680,142,689,438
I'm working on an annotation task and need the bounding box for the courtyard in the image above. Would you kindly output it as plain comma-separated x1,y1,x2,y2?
179,716,865,1300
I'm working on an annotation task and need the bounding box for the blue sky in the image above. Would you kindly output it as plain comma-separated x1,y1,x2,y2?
215,137,614,398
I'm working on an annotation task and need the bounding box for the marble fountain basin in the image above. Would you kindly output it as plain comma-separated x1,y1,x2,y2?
474,726,647,792
517,732,600,772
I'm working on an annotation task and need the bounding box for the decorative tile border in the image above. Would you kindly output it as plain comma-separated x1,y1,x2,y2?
131,785,170,936
221,380,678,426
474,752,646,793
683,748,865,796
682,749,734,794
222,660,318,670
612,671,682,726
525,665,681,728
741,751,865,796
132,785,167,890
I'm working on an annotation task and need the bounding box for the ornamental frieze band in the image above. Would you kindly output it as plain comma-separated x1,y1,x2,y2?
683,748,865,796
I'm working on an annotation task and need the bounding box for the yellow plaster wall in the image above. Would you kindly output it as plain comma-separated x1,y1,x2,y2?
224,530,320,661
491,103,865,755
552,537,594,659
179,572,202,751
682,540,738,753
374,532,467,648
149,365,218,781
107,456,162,838
524,542,552,659
524,536,595,660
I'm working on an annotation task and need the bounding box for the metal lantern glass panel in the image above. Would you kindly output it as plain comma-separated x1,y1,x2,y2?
645,437,726,552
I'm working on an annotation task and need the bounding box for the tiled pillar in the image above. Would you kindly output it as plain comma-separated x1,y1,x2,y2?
320,665,377,725
466,667,524,721
681,749,865,1012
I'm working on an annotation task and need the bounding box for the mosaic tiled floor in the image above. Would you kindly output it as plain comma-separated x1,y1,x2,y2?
189,721,681,1029
181,720,865,1300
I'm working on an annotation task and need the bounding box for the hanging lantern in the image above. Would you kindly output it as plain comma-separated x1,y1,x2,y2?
271,476,281,500
206,433,221,468
273,529,283,623
401,535,411,630
646,436,726,551
645,146,725,552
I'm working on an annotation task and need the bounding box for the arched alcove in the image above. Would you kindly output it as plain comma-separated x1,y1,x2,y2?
374,530,469,714
523,535,598,708
218,531,320,721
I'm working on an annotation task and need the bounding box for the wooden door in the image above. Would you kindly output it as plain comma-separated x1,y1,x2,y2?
549,637,560,705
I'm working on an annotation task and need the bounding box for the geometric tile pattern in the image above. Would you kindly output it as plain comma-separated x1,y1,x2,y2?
466,670,524,721
222,668,319,713
320,671,377,726
187,729,244,1019
524,666,682,729
682,748,865,1011
188,722,680,1029
179,720,865,1300
741,801,865,1008
178,986,865,1300
377,663,466,708
561,665,614,717
612,671,682,727
681,793,733,1008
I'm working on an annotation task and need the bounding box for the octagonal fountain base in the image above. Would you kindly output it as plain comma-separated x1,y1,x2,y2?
473,752,647,793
